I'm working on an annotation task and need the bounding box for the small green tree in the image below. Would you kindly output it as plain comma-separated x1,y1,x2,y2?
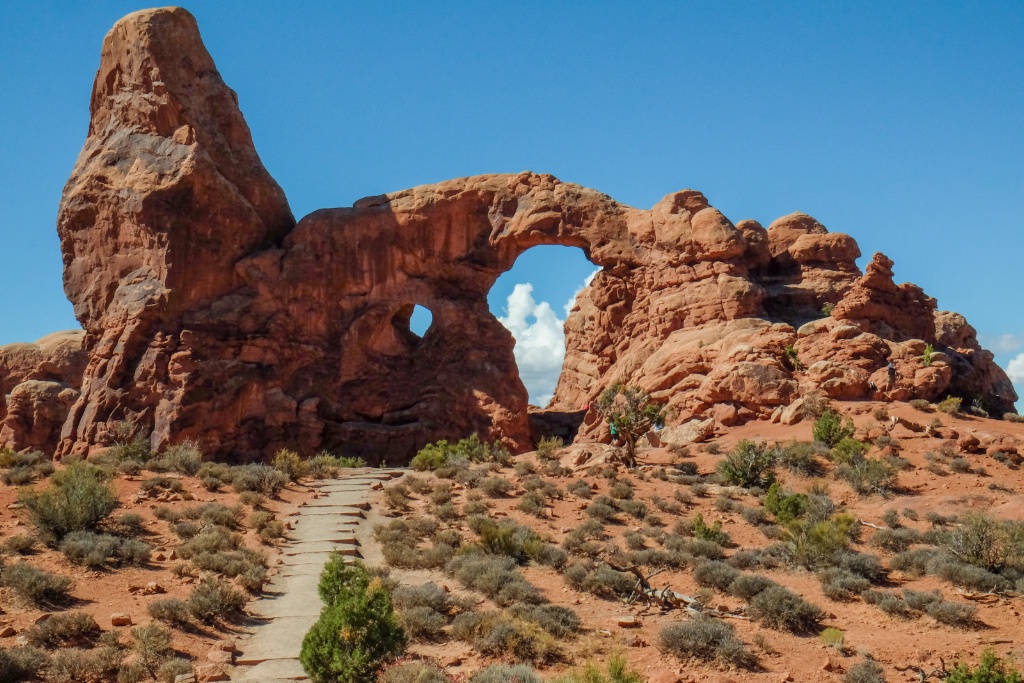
594,384,666,468
812,410,855,448
300,558,406,683
922,343,935,367
716,440,778,488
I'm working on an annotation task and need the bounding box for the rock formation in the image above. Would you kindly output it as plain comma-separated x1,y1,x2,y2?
0,7,1014,461
0,331,87,453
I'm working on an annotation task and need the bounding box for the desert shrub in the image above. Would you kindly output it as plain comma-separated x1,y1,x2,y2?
926,600,977,628
451,610,560,665
814,410,856,448
749,585,825,633
231,463,287,496
947,649,1023,683
479,476,513,497
764,483,808,523
0,560,72,606
551,654,643,683
517,491,548,518
939,513,1024,572
716,440,777,488
46,648,110,683
384,483,412,510
818,567,870,601
905,397,932,412
727,573,778,600
930,559,1012,593
535,436,565,461
692,513,731,545
836,457,900,497
19,460,119,543
398,606,447,641
937,396,962,415
0,645,51,682
714,495,740,513
741,506,770,526
26,611,101,647
845,658,887,683
445,554,542,606
681,538,725,560
379,661,452,683
130,623,173,675
156,659,193,683
658,616,756,668
1,467,37,486
1,534,35,555
694,561,740,591
471,664,543,683
506,604,580,638
148,598,192,628
157,440,203,475
616,499,647,520
412,434,511,472
586,498,619,523
777,440,827,476
840,551,886,582
877,593,914,618
273,448,309,482
820,627,845,649
831,437,870,464
785,512,858,569
60,531,150,567
579,564,636,599
567,479,592,499
871,528,923,553
187,576,247,623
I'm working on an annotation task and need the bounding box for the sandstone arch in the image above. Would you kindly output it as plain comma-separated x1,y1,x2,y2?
5,6,1009,462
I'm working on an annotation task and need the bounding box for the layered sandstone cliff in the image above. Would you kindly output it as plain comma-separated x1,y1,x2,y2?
0,7,1014,461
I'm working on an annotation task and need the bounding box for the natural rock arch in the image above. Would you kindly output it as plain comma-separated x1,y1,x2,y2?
1,6,1010,462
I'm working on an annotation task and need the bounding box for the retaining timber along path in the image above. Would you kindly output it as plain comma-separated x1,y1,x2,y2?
234,468,405,682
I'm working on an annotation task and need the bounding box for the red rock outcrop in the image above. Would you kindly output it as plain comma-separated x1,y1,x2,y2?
0,331,87,452
13,7,1013,460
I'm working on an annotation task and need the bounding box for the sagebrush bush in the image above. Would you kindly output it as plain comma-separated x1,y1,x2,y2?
445,554,543,606
749,585,825,633
148,598,192,628
231,464,287,496
818,567,870,601
19,460,118,543
187,577,247,623
836,457,900,498
0,645,51,682
0,560,72,606
777,440,827,476
926,600,977,628
450,610,560,665
716,440,777,488
60,531,150,567
727,573,778,601
845,658,887,683
157,440,203,475
694,561,740,591
379,662,453,683
479,476,513,497
471,664,543,683
411,434,510,472
26,611,101,648
658,616,756,667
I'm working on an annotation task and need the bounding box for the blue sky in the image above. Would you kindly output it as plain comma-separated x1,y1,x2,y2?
1,2,1021,404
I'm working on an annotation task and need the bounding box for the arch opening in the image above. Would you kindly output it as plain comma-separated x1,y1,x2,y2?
408,304,434,338
488,245,599,410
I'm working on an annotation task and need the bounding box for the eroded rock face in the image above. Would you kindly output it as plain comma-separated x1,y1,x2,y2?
0,331,87,452
27,7,1016,460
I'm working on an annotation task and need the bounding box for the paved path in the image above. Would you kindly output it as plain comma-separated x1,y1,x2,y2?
233,468,405,682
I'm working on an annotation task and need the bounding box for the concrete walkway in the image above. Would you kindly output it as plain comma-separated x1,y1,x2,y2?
233,468,405,682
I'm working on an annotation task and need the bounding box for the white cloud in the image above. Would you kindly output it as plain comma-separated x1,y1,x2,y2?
498,283,565,406
981,333,1024,355
1007,353,1024,386
498,272,598,406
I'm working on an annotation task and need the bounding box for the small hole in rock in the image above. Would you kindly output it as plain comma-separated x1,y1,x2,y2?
409,304,433,337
